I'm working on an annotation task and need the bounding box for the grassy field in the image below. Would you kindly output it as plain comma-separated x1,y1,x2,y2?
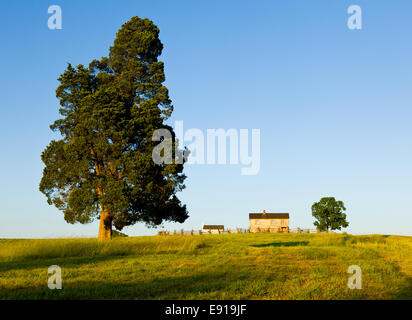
0,233,411,299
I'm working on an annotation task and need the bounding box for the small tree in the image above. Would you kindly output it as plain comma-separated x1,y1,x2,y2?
312,197,349,232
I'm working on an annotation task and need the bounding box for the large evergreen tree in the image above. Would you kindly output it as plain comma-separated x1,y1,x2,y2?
40,17,188,239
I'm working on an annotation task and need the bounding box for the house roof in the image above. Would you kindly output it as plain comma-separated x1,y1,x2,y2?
203,225,224,230
249,213,289,219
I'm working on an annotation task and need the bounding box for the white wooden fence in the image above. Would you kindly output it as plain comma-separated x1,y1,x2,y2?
158,228,249,236
158,227,323,235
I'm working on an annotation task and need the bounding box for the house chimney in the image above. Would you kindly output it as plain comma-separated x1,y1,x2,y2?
263,210,266,215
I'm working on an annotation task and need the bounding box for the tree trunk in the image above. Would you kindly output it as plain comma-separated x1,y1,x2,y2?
98,209,112,240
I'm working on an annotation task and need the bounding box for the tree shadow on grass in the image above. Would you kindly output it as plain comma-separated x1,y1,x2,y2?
0,254,154,273
0,270,240,300
391,274,412,300
251,241,309,248
2,254,411,299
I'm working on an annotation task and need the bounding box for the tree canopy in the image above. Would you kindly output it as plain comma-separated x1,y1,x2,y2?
312,197,349,232
40,17,188,239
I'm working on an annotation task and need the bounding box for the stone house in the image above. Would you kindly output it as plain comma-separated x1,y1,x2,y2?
249,210,289,232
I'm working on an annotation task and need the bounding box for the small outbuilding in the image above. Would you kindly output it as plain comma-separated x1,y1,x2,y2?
202,225,224,234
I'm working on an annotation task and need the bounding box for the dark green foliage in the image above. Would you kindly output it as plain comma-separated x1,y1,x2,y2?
112,230,128,238
40,17,188,233
312,197,349,231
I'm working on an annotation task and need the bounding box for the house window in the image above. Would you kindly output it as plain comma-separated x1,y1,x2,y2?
255,220,260,225
281,220,286,226
271,220,276,225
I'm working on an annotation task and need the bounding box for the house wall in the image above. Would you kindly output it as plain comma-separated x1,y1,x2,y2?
202,229,222,234
249,218,289,232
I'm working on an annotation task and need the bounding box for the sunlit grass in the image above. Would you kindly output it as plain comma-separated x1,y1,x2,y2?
0,236,207,262
0,233,411,299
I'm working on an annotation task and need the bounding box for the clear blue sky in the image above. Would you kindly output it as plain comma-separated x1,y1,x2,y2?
1,0,411,238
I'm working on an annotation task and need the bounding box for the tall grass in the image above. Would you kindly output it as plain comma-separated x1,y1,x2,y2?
0,233,411,299
0,236,208,262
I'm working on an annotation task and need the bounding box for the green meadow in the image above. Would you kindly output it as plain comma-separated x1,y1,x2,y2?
0,233,411,299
